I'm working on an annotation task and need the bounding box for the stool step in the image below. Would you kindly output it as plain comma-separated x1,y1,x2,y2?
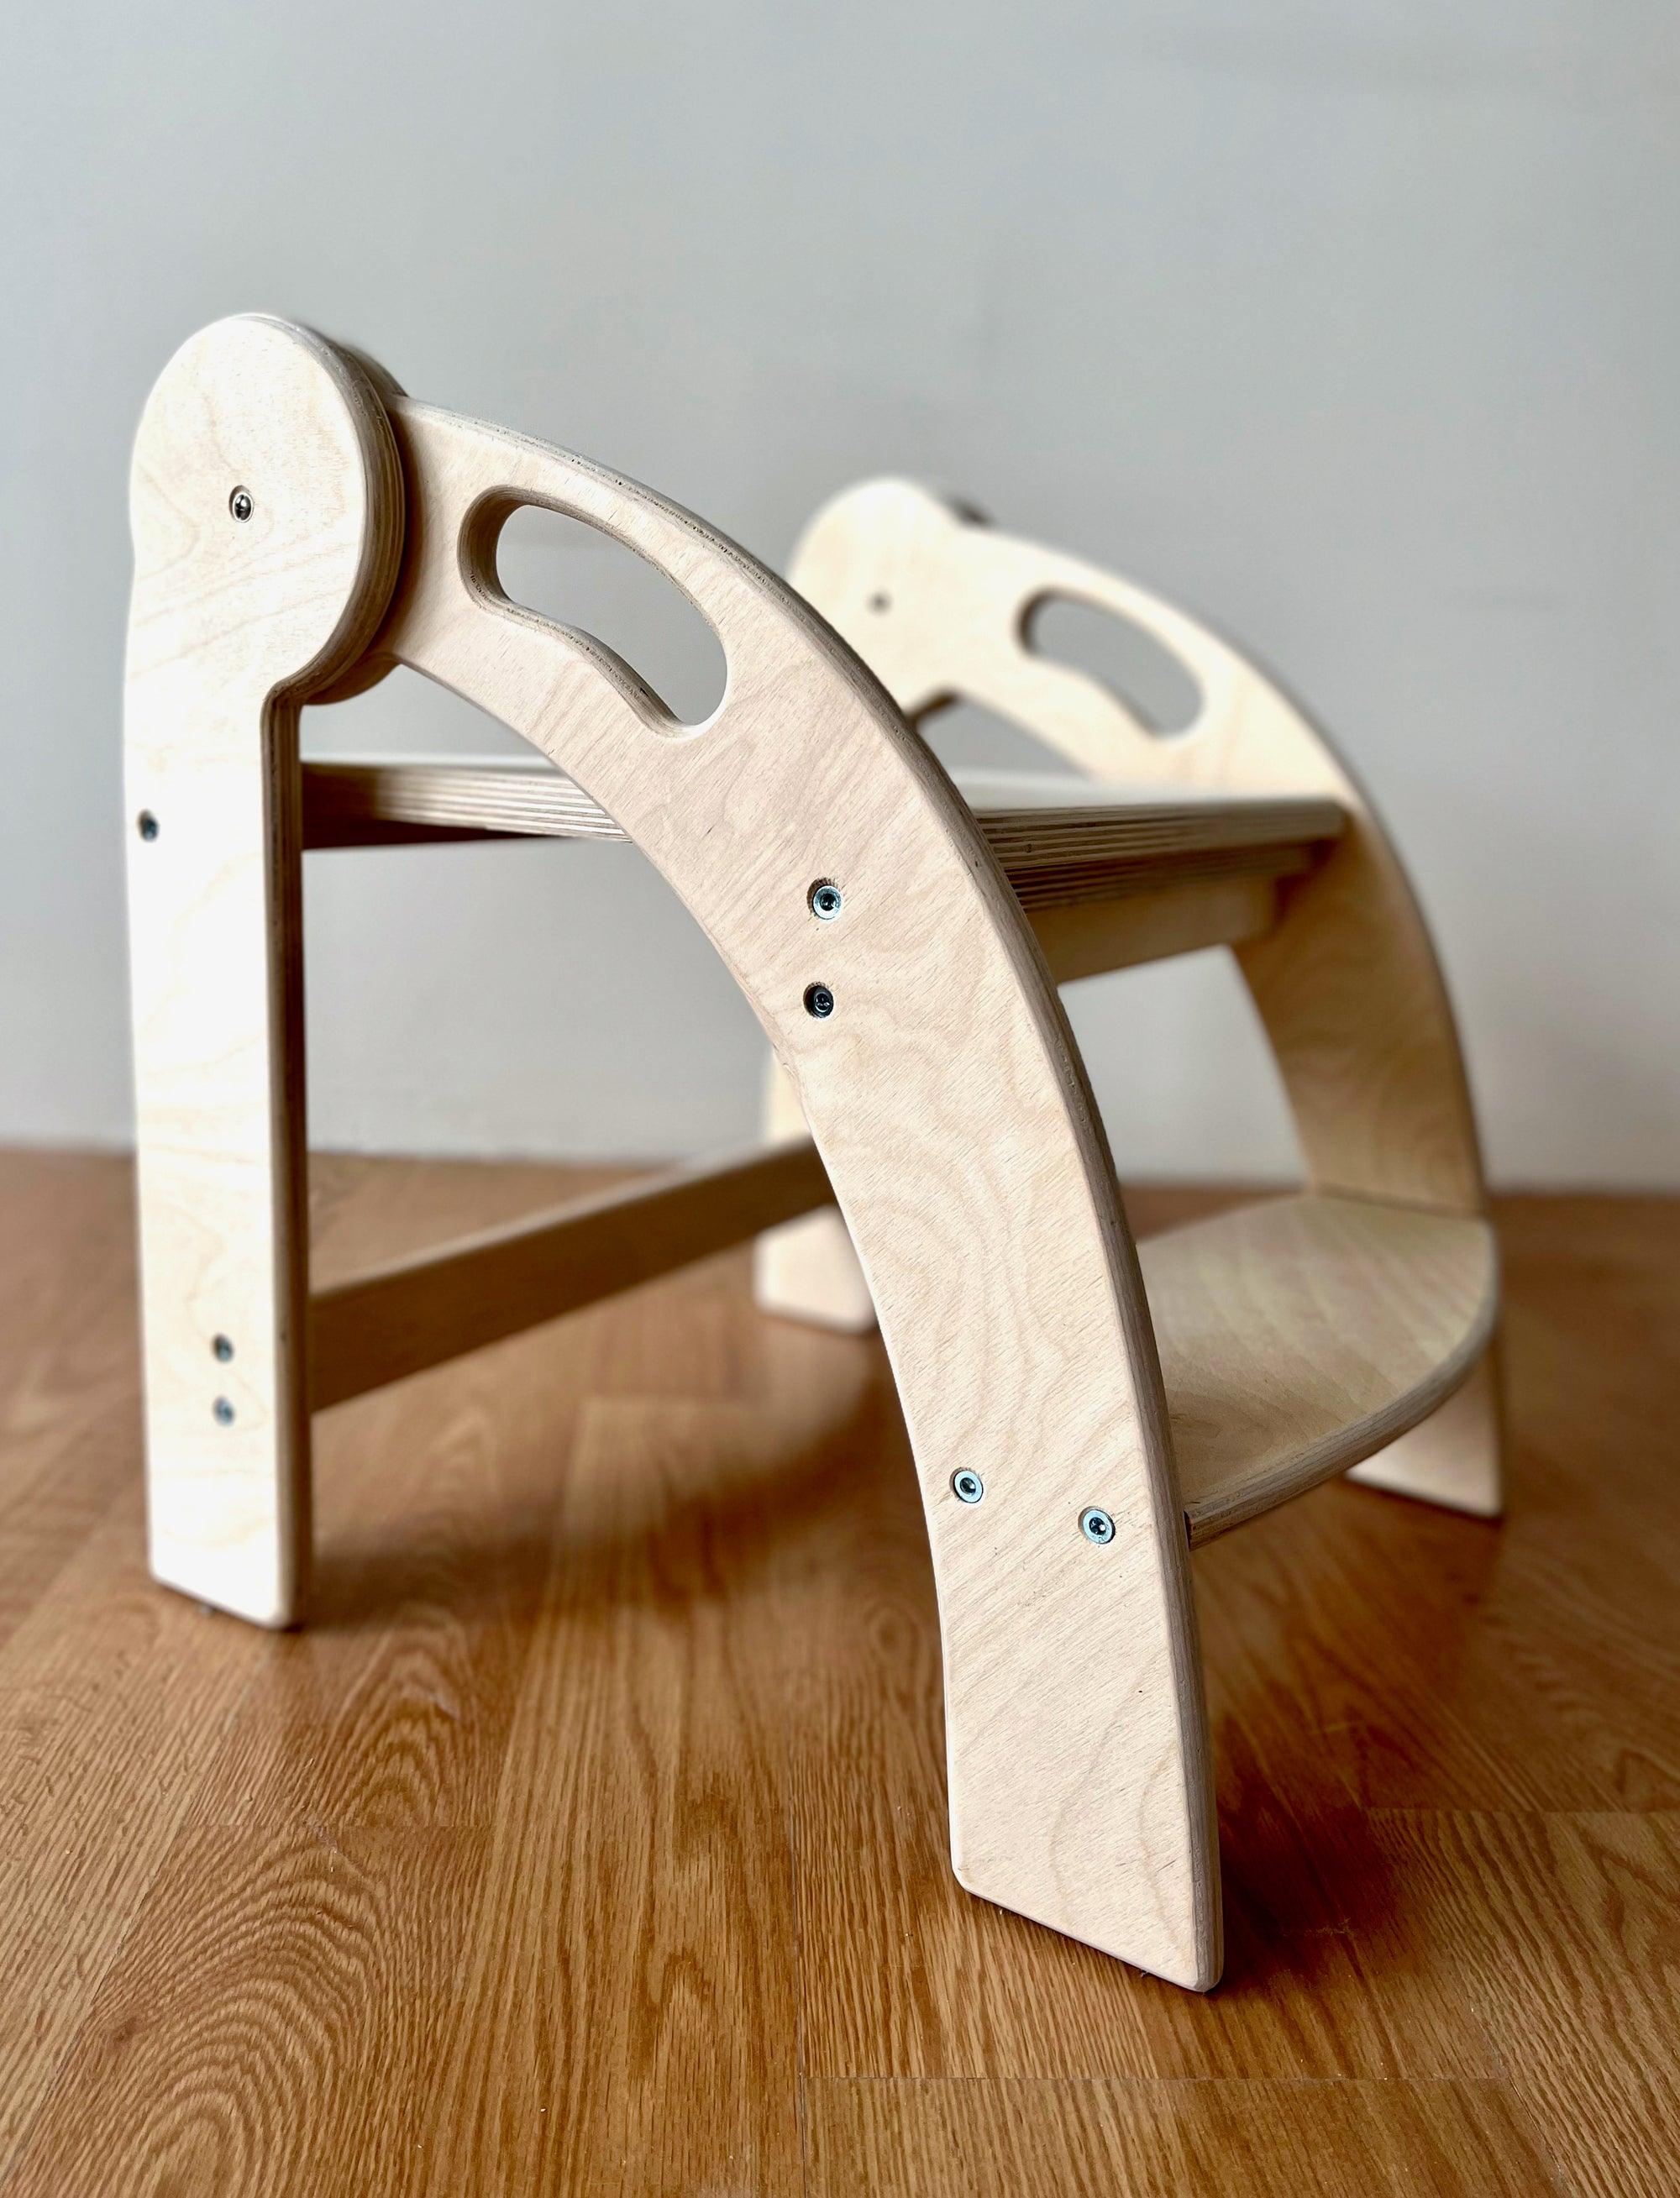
300,757,1342,912
1143,1192,1499,1545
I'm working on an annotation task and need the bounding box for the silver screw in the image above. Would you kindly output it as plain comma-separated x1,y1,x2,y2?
213,1335,234,1363
228,486,254,522
804,983,835,1019
952,1468,984,1505
1079,1506,1116,1545
137,811,160,842
213,1397,236,1426
809,881,843,921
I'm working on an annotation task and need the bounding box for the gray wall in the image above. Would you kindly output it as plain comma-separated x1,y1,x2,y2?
5,2,1677,1183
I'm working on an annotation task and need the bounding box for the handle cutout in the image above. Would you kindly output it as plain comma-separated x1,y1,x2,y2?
1025,593,1202,737
489,500,728,728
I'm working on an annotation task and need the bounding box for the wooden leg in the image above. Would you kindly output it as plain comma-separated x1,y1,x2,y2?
750,1078,1215,1981
751,1058,875,1332
932,1491,1221,1987
128,743,311,1624
124,316,401,1624
1347,1340,1504,1517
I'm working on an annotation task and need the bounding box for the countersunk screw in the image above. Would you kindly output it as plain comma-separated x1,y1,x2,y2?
213,1335,234,1363
1079,1505,1116,1545
952,1468,984,1505
228,486,254,522
804,983,835,1020
213,1397,236,1426
809,881,844,921
137,811,160,842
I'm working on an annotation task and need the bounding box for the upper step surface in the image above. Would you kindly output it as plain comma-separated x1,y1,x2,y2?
300,757,1344,911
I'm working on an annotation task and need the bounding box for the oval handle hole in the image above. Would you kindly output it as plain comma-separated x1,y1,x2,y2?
1024,593,1201,736
494,502,727,727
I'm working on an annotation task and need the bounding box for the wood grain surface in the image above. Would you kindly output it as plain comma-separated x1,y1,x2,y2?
0,1151,1674,2195
124,317,405,1629
1146,1192,1498,1540
369,393,1221,1986
297,757,1343,913
759,479,1502,1537
788,478,1489,1213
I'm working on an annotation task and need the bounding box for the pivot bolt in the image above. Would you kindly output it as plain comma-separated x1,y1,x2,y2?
809,881,843,921
804,983,835,1019
952,1468,984,1505
1079,1506,1116,1545
228,486,254,522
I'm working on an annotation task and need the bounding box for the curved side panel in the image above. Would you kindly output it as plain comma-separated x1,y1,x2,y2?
793,480,1487,1211
753,1052,878,1331
792,480,1503,1514
372,401,1221,1986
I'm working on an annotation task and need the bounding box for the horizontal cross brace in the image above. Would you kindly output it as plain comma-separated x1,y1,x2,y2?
310,1136,832,1409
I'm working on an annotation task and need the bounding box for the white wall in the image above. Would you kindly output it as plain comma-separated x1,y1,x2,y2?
3,1,1676,1184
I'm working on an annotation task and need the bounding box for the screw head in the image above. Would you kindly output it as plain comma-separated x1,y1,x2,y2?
136,810,160,842
228,486,254,522
809,881,843,921
213,1335,234,1363
1079,1505,1116,1545
804,983,835,1020
952,1468,985,1505
213,1396,236,1426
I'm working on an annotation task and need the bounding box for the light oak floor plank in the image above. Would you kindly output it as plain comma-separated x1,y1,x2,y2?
0,1156,1674,2194
805,2075,1565,2198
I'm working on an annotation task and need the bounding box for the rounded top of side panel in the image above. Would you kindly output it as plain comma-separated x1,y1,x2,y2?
126,315,403,704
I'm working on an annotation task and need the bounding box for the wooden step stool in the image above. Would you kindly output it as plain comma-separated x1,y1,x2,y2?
124,316,1501,1992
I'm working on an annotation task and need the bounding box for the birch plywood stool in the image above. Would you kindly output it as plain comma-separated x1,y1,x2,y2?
124,316,1501,1995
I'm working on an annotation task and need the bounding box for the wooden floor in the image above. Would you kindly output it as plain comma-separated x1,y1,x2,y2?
0,1152,1675,2197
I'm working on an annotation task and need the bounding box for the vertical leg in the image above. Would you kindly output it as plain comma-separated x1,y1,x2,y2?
752,1057,875,1331
129,724,311,1623
124,315,401,1624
